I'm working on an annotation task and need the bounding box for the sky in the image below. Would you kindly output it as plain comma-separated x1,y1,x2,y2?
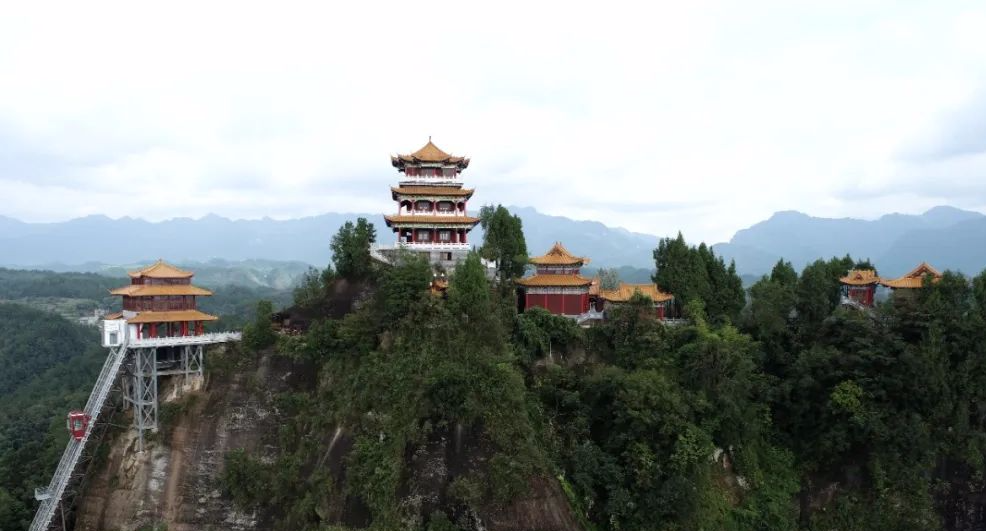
1,0,985,244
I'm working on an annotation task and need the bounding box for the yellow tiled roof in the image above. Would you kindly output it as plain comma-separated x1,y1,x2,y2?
839,269,880,286
391,186,474,198
880,262,942,289
128,260,194,279
391,139,469,167
110,284,214,296
598,283,674,303
529,242,589,266
515,274,593,287
384,215,480,225
127,310,219,323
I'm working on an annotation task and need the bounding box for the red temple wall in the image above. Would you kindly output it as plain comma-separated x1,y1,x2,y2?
525,293,588,315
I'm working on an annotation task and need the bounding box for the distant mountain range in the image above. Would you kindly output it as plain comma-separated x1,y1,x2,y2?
0,207,661,270
3,205,984,278
712,206,986,277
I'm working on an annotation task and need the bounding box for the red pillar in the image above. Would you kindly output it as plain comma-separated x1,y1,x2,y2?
195,321,204,335
461,230,467,244
181,322,188,336
150,323,157,338
411,229,416,243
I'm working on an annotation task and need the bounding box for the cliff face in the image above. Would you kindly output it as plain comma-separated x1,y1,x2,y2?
73,349,296,531
73,348,584,531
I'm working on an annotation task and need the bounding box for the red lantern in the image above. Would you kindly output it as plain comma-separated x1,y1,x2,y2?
66,411,90,441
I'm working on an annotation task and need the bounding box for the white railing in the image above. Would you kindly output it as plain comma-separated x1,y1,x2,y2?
395,242,470,251
30,336,130,531
129,331,242,348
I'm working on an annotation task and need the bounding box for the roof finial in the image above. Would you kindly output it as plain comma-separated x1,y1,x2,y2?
429,135,432,142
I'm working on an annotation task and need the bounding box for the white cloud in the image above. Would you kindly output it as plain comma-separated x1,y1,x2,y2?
1,0,985,243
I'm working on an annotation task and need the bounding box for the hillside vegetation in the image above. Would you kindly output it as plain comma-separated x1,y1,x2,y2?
0,268,293,530
212,214,986,530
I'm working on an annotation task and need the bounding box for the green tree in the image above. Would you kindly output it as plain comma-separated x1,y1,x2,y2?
242,300,277,351
292,265,337,313
330,217,377,280
654,232,709,307
447,251,491,323
376,252,432,324
770,259,798,286
795,256,853,333
653,233,744,322
479,205,528,284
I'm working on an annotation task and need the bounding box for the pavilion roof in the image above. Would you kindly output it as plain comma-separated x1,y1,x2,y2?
598,283,674,303
384,214,480,226
880,262,942,289
126,309,219,324
529,242,589,266
839,269,880,286
110,284,213,297
515,274,593,287
128,260,194,279
391,139,470,168
391,186,474,199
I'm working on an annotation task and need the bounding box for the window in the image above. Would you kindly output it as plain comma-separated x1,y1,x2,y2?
415,200,432,211
417,230,431,242
439,230,451,242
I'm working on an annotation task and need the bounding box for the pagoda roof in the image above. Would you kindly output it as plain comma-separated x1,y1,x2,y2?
839,269,880,286
128,260,194,279
515,274,593,287
391,186,474,199
598,282,673,303
384,214,480,226
110,284,214,297
880,262,942,289
391,139,470,168
127,309,219,324
529,242,589,266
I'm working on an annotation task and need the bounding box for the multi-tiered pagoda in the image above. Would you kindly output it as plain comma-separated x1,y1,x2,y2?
385,139,480,270
106,260,217,340
516,242,593,316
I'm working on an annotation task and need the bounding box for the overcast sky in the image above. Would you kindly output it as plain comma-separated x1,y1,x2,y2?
1,1,985,243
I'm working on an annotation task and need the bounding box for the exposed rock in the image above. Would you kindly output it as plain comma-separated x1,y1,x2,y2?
73,350,297,531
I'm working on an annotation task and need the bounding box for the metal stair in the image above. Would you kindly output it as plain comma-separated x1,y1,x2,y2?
29,336,130,531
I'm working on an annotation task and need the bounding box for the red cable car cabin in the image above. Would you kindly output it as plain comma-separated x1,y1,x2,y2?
67,411,90,441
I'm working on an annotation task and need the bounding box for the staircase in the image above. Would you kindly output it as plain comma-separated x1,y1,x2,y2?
29,336,130,531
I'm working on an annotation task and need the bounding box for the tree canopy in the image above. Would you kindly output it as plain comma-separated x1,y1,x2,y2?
652,232,744,322
330,217,377,281
479,205,528,284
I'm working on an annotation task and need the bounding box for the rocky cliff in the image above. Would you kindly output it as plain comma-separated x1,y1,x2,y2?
72,346,583,531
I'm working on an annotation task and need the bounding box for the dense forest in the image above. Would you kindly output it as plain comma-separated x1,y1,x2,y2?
4,213,986,529
220,214,986,530
0,268,292,530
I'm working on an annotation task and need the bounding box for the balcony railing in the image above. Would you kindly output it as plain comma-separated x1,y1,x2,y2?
395,241,470,250
130,332,242,348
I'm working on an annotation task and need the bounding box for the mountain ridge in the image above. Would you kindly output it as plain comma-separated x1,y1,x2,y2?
714,205,986,277
0,207,662,270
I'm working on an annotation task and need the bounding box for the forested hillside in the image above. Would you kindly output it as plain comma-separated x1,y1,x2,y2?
0,304,105,530
211,215,986,530
0,268,292,530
